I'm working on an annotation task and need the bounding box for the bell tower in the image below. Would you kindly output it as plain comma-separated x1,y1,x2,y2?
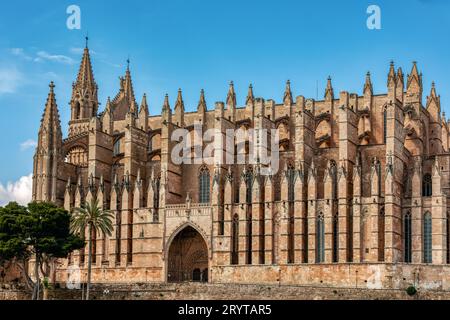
69,36,98,136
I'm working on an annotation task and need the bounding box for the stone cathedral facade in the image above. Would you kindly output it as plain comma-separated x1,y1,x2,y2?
32,44,450,290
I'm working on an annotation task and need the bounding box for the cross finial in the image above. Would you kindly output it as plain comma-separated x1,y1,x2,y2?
49,81,55,91
85,32,89,48
127,56,130,71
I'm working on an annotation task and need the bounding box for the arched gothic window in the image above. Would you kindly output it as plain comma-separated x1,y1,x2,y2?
423,212,432,263
422,174,432,197
199,167,210,204
404,211,412,263
383,108,388,144
316,213,325,263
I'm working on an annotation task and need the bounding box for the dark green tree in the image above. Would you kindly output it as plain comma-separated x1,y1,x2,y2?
0,201,84,300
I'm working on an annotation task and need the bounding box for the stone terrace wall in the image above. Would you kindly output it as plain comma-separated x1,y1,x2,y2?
211,264,450,291
37,283,450,300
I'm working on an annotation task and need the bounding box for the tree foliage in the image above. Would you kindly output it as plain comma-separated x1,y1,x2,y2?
0,201,84,297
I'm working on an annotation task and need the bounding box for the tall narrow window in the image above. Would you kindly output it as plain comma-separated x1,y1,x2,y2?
422,174,432,197
245,171,253,204
153,178,160,222
378,208,385,262
383,109,387,144
199,167,211,203
424,212,432,263
246,211,252,265
404,211,412,263
287,166,295,203
288,215,295,264
231,214,239,265
332,213,339,263
348,206,353,262
316,213,325,263
113,139,121,156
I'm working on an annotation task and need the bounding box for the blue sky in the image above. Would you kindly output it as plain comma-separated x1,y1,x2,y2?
0,0,449,205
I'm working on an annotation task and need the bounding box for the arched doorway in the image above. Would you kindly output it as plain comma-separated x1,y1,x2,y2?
167,226,209,283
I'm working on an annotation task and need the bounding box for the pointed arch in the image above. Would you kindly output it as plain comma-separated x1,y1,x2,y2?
166,224,209,283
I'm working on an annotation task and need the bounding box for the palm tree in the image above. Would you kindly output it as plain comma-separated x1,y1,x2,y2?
71,199,114,300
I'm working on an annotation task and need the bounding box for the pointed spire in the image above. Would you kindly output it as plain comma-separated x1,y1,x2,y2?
105,96,112,113
284,80,293,105
364,72,373,95
226,81,236,106
427,81,440,112
140,93,149,114
246,84,254,105
325,76,334,100
76,44,96,88
198,89,207,112
430,81,438,99
162,94,171,113
407,61,422,90
123,61,136,105
388,60,396,86
40,82,62,136
175,88,184,111
397,67,404,85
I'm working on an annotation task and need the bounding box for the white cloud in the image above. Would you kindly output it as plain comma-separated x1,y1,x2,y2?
20,139,37,151
35,51,75,65
0,67,23,95
0,174,33,207
10,48,32,61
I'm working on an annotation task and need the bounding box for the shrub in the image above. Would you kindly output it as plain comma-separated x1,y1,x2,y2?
406,286,417,296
